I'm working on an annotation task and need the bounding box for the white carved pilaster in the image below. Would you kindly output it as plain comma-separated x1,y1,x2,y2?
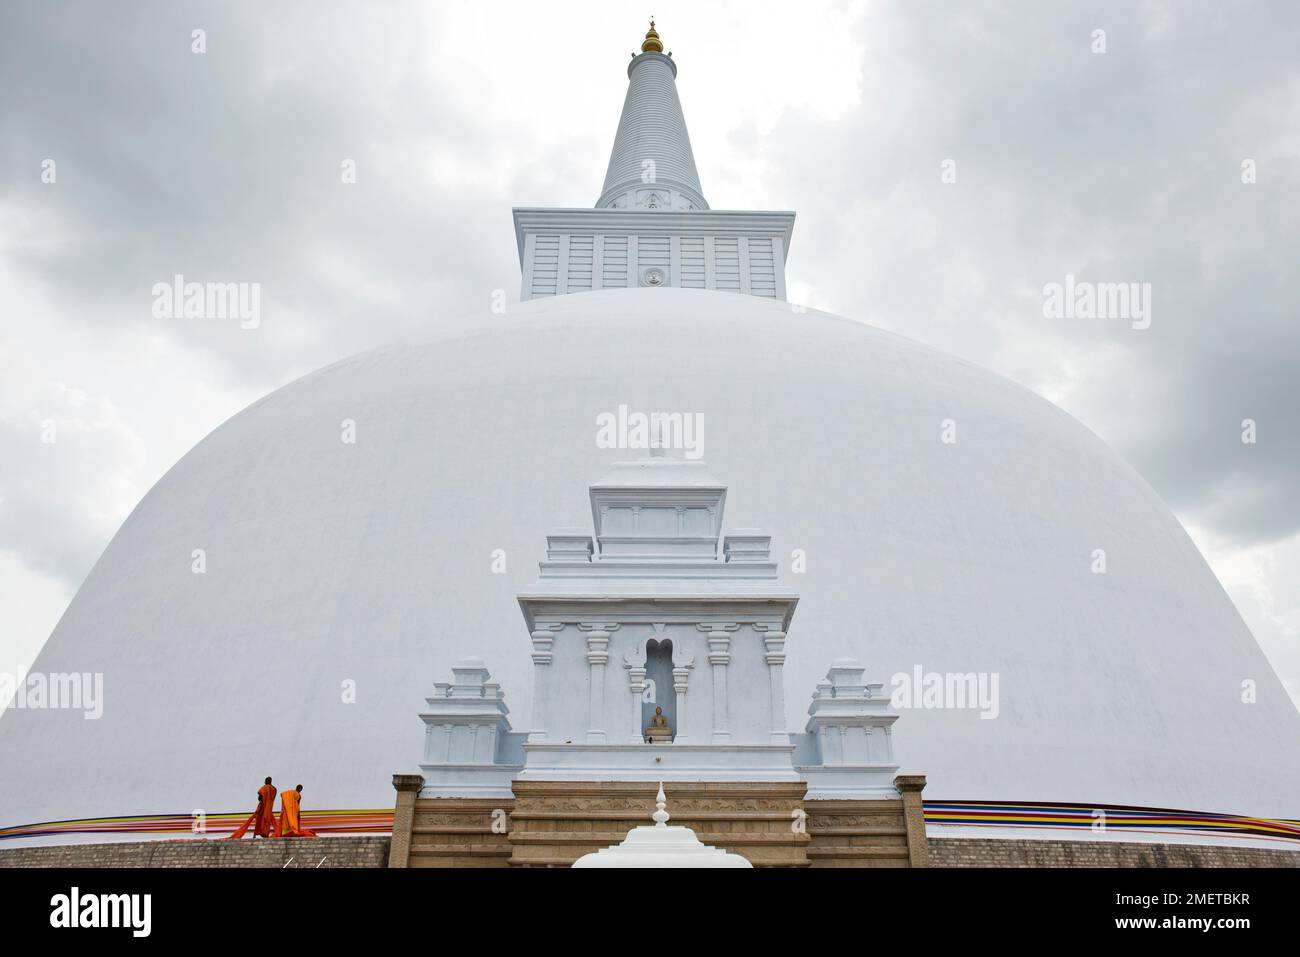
755,625,789,745
529,625,561,743
671,649,696,744
699,622,739,741
579,622,620,744
624,646,648,744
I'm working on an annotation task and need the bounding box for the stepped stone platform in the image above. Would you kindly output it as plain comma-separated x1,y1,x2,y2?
388,775,931,868
406,797,515,868
805,799,915,867
506,780,812,868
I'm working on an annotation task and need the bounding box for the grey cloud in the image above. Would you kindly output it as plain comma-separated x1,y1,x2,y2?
762,0,1300,546
0,0,1297,599
0,1,582,384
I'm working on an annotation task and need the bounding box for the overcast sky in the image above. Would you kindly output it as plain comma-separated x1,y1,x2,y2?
1,0,1298,706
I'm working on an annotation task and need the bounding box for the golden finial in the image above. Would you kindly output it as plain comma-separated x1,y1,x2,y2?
641,18,663,54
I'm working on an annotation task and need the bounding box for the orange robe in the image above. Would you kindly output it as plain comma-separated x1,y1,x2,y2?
275,788,316,838
226,783,276,839
226,811,257,840
254,783,278,837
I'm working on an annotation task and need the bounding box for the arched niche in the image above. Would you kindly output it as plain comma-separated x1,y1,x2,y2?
643,638,675,739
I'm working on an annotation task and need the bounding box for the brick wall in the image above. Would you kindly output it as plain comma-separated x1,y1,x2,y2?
929,837,1300,868
4,835,1297,868
0,836,390,868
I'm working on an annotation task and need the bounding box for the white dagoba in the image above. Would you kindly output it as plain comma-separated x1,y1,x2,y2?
2,21,1298,848
572,783,753,868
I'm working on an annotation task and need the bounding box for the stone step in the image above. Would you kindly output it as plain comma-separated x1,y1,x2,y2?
510,855,809,869
411,845,512,857
512,832,806,842
808,844,909,857
511,820,803,833
509,809,799,821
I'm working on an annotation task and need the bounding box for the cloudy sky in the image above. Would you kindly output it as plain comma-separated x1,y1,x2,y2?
1,0,1297,706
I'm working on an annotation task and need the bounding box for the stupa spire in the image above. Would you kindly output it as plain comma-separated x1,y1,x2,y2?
641,19,664,54
511,18,795,301
596,19,708,211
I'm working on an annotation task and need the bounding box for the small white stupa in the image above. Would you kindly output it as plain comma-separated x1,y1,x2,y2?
571,784,753,868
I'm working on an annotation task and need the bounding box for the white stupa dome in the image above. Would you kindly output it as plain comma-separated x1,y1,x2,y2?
3,286,1299,841
5,21,1298,849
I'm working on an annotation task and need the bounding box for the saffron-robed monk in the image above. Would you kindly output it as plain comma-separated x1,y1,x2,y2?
253,777,277,837
226,776,278,840
275,784,317,838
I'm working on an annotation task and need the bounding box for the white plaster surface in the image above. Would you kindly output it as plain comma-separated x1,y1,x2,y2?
2,288,1297,838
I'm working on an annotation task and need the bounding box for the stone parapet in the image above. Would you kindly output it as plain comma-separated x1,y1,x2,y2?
0,836,389,868
929,838,1300,868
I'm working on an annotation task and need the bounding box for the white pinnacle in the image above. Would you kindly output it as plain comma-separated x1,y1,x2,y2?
572,779,752,867
653,782,669,826
597,21,708,210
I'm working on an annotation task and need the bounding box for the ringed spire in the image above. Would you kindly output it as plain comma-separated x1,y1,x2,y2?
511,18,796,301
641,18,663,54
597,17,707,211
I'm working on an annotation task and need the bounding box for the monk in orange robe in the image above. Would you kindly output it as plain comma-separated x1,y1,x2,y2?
275,784,317,838
227,776,277,839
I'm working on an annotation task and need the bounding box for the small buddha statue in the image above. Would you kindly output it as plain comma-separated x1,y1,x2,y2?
644,706,672,743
